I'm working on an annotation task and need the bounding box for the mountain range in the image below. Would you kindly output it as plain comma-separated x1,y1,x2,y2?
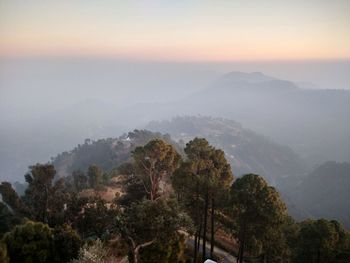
1,71,349,183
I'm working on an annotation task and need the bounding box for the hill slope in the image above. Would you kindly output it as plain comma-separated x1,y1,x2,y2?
51,116,349,227
286,161,350,227
52,129,181,177
52,115,306,185
146,116,306,184
183,72,350,165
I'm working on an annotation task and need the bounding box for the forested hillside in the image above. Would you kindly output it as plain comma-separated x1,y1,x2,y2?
52,116,306,184
146,116,306,183
52,129,181,177
1,138,349,263
45,117,350,228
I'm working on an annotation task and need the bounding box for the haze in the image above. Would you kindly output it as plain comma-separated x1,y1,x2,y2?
0,1,349,183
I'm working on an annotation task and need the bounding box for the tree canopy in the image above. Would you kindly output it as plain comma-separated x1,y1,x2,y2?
115,198,192,263
133,139,181,200
230,174,287,263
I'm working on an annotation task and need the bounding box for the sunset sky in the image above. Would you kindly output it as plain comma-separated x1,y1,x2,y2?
1,0,349,61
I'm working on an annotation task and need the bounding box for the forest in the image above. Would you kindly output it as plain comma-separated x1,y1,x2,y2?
1,133,349,263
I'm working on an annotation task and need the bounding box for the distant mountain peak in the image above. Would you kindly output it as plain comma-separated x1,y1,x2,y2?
220,71,275,83
211,71,299,92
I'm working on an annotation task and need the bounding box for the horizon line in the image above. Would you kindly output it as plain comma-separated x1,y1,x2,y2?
1,54,350,64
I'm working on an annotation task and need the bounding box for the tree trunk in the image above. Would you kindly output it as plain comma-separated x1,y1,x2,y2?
238,222,246,263
239,240,245,263
202,188,209,262
126,239,137,263
210,197,215,258
260,253,265,263
131,240,154,263
237,242,242,263
194,231,198,263
197,218,202,262
43,185,49,224
237,242,241,263
194,180,200,263
130,249,138,263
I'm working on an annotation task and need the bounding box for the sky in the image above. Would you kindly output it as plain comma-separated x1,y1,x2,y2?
1,0,349,61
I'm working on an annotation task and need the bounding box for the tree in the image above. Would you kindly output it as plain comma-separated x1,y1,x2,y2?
72,170,88,191
1,165,73,227
23,164,69,225
87,165,103,190
53,224,82,263
0,202,22,238
0,182,24,215
3,220,82,263
76,196,118,239
259,221,291,262
0,182,27,237
230,174,287,263
117,162,135,175
3,221,54,263
295,219,350,263
115,198,192,263
117,174,148,207
269,215,300,262
172,138,233,262
139,233,186,263
207,145,233,258
133,139,181,201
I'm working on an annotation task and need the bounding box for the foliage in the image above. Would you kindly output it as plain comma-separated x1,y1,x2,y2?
173,138,233,204
3,221,54,263
87,165,103,190
172,137,233,261
230,174,287,262
119,198,192,244
76,197,118,239
2,131,350,263
117,174,147,207
294,219,350,263
53,224,82,263
52,130,179,176
133,139,181,200
3,220,82,263
23,164,70,225
117,162,135,175
139,232,186,263
115,198,192,263
0,182,25,215
72,170,89,191
0,202,22,238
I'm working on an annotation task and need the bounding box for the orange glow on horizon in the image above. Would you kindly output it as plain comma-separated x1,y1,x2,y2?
1,1,349,62
1,42,349,62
